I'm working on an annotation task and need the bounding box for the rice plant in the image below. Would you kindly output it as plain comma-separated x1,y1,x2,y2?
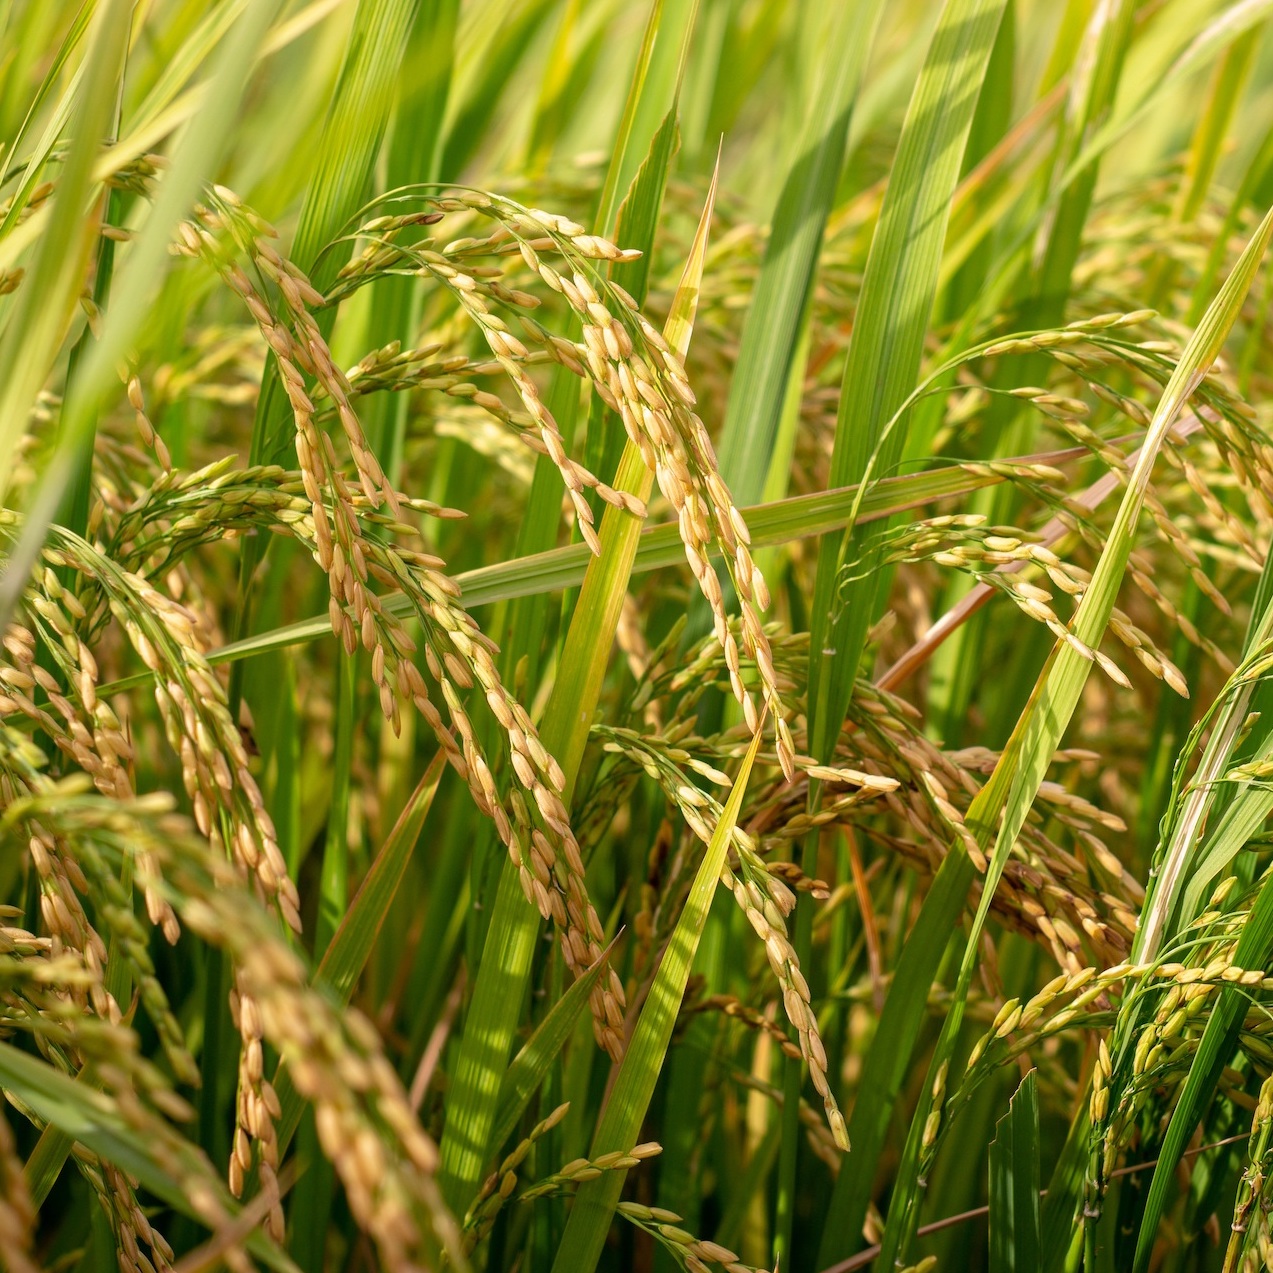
9,1,1273,1270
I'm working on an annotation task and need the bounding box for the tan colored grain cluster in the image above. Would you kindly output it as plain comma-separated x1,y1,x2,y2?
337,192,792,775
0,1108,38,1273
174,190,629,1054
595,723,855,1147
618,1201,773,1273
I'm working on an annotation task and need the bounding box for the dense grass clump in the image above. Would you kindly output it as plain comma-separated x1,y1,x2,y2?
9,1,1273,1270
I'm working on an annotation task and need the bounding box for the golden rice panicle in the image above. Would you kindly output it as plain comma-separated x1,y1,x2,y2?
0,1109,38,1273
18,778,454,1268
617,1200,772,1273
177,211,392,685
11,534,305,1216
459,662,625,1058
335,198,639,545
0,604,135,807
515,1139,661,1203
723,858,848,1150
111,571,300,930
0,813,242,1273
10,584,180,946
517,210,791,776
100,1160,178,1273
227,978,284,1240
0,779,195,1101
15,526,303,938
463,1102,574,1251
0,624,140,1031
351,193,791,773
125,372,171,470
595,723,844,1137
305,506,627,1054
185,197,630,1057
171,847,464,1271
416,251,606,554
203,187,397,515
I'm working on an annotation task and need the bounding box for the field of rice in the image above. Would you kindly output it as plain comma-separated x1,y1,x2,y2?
8,1,1273,1270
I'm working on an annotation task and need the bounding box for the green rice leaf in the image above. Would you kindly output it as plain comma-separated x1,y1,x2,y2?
0,0,284,631
713,0,882,511
0,0,130,503
806,0,1009,761
488,939,617,1158
248,0,424,476
0,0,93,235
988,1070,1041,1273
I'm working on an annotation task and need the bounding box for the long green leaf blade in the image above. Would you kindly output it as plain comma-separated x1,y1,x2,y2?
806,0,1011,755
988,1070,1041,1273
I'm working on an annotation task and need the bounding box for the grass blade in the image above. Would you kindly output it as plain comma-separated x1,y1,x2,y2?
247,0,425,477
0,0,285,629
713,0,881,511
988,1070,1041,1273
805,0,1010,746
0,0,129,503
488,941,617,1158
0,0,93,233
